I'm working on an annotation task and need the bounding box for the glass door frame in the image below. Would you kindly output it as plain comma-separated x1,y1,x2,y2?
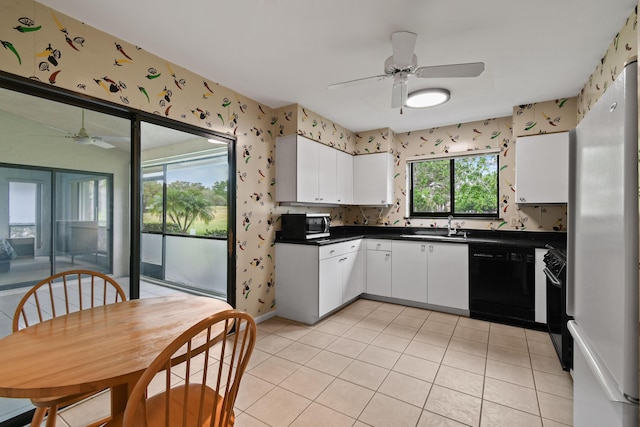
135,115,236,305
1,162,115,283
0,70,237,308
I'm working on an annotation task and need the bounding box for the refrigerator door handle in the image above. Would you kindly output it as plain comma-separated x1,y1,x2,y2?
566,128,576,317
568,320,639,405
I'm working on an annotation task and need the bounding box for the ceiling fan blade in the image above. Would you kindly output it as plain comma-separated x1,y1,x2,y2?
391,31,417,66
415,62,485,78
88,139,115,149
328,74,390,90
100,135,130,143
391,81,408,109
42,124,70,133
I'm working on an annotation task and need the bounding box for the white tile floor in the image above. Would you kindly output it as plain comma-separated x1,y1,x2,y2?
55,299,574,427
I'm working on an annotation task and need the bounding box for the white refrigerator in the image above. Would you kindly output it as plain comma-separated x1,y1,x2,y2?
567,60,639,426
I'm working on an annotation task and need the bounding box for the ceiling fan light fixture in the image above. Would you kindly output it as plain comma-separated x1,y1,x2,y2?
405,88,450,108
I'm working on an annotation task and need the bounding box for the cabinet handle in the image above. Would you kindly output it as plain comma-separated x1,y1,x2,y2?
329,250,335,254
421,244,426,252
376,244,381,249
385,253,390,259
429,245,433,252
519,197,526,202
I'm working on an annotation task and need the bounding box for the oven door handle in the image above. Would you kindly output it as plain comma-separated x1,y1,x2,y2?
543,267,562,287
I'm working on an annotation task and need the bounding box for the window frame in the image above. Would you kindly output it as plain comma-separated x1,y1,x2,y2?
408,151,500,219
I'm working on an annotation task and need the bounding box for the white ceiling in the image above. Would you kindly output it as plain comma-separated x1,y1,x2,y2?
38,0,637,133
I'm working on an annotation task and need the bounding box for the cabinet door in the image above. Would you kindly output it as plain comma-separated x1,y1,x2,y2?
296,136,320,203
366,250,392,297
427,243,468,310
274,243,320,324
336,150,353,204
342,249,364,302
515,132,569,203
319,256,343,316
391,241,428,302
353,153,394,205
317,143,337,204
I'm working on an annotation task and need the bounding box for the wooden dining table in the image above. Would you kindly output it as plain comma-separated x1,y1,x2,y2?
0,294,232,420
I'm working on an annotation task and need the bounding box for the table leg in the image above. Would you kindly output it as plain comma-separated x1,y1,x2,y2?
110,381,133,417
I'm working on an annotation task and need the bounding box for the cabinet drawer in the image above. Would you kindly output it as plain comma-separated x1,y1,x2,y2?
366,239,392,251
319,239,362,260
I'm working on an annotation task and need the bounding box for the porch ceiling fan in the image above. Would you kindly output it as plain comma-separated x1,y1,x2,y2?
62,109,117,149
42,109,129,149
328,31,485,110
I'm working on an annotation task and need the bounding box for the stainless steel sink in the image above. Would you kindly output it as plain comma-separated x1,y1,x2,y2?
400,234,468,242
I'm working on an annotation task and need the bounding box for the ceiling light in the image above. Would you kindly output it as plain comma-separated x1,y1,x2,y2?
405,88,450,108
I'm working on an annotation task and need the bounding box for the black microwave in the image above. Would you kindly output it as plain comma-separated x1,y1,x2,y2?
280,213,330,240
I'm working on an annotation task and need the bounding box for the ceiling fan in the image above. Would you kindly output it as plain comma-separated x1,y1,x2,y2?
328,31,485,110
57,109,118,149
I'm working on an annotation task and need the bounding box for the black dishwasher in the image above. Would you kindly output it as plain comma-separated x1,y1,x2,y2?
469,244,535,326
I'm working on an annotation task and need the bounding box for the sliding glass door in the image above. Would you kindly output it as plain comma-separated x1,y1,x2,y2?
140,121,230,299
0,165,113,290
54,171,113,273
1,168,52,289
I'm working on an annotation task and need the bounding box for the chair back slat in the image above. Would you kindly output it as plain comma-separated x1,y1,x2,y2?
123,310,256,427
12,270,126,332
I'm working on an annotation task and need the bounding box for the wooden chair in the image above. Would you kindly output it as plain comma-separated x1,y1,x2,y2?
120,309,256,427
12,269,127,427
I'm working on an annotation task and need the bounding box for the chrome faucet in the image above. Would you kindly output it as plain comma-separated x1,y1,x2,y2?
447,215,458,236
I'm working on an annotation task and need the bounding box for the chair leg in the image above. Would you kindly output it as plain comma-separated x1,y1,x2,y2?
44,405,58,427
30,407,47,427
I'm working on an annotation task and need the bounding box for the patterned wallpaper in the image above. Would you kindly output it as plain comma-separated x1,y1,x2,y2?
344,115,571,231
0,1,278,318
577,5,637,121
0,1,636,319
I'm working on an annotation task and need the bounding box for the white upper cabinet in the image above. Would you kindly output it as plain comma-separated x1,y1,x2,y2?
336,150,353,204
515,131,569,204
276,135,338,204
353,152,395,206
317,143,337,203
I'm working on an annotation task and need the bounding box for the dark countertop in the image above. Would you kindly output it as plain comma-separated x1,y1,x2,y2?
276,226,567,250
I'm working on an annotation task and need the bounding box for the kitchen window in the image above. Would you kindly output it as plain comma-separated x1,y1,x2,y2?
409,151,499,218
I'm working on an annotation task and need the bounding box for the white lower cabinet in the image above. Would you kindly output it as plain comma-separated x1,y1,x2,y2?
365,240,392,297
387,240,469,310
427,243,469,310
277,238,470,323
341,249,364,303
318,255,344,317
391,241,428,303
276,240,363,324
